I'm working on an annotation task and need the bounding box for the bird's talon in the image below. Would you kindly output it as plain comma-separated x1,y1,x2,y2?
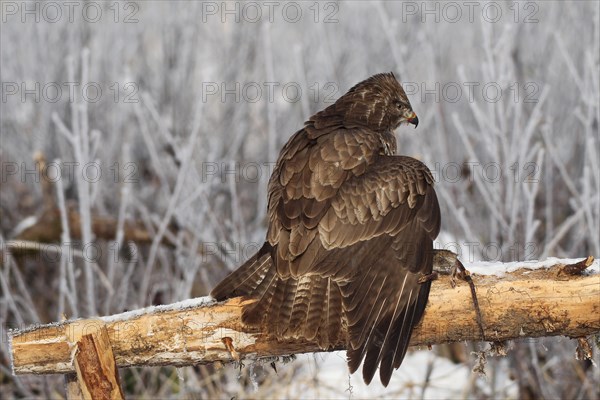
449,276,457,288
418,272,438,284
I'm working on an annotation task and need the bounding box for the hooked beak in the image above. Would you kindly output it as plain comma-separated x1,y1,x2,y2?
407,112,419,128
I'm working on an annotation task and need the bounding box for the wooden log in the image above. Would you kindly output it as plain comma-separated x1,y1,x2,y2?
11,154,154,246
72,323,124,400
9,257,600,375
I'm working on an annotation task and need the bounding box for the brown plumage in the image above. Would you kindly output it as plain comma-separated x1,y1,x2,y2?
211,72,440,386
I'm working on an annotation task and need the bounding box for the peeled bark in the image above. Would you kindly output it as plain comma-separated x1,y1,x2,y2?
72,323,124,400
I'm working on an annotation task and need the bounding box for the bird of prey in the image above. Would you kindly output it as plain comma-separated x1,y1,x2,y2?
211,72,440,386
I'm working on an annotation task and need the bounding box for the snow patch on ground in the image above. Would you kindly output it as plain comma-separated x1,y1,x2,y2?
279,349,517,399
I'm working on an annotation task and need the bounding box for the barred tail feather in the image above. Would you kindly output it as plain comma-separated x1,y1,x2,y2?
210,243,273,301
212,242,344,349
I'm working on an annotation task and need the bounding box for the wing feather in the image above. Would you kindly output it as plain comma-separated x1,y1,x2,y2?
226,123,439,386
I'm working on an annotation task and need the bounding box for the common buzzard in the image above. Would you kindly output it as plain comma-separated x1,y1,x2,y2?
211,72,440,386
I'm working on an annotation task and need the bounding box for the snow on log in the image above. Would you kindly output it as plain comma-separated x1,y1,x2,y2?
9,257,600,375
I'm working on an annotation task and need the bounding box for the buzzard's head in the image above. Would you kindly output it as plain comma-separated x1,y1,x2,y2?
337,72,418,133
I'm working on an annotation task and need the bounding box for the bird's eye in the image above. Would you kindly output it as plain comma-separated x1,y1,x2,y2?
395,102,402,109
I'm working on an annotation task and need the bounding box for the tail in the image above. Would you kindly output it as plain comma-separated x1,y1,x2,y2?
210,242,273,301
210,242,343,348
